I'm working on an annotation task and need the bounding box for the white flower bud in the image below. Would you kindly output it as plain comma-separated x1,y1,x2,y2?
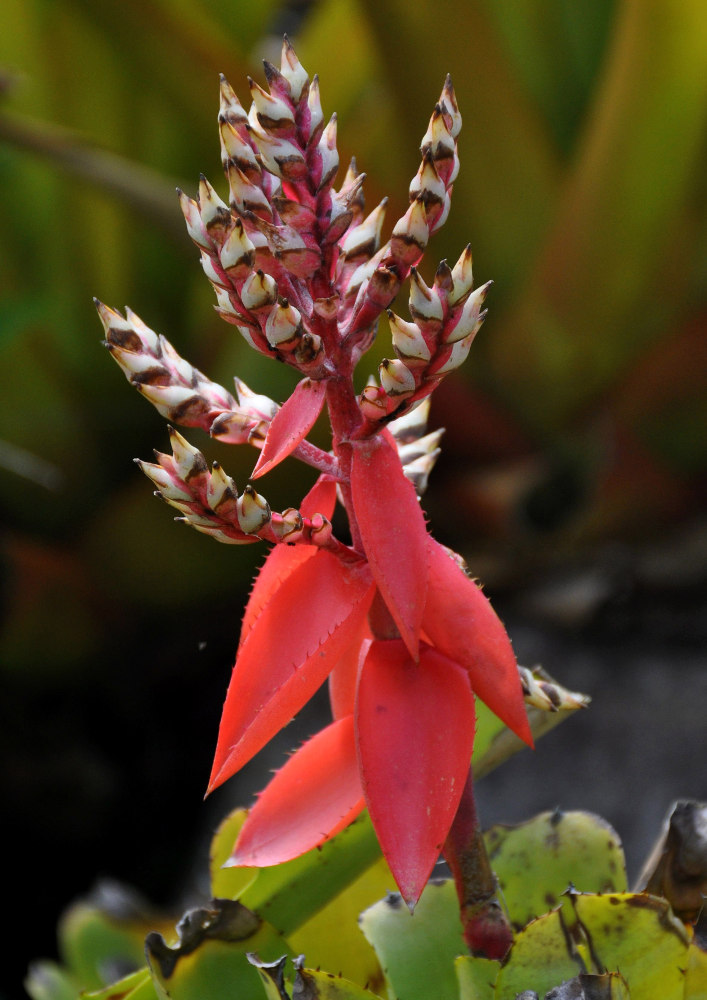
379,358,416,396
237,485,271,534
388,311,431,362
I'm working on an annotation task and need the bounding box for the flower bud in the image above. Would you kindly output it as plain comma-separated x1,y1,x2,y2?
402,451,440,497
443,281,491,344
340,199,387,260
138,383,208,423
409,268,443,329
237,485,271,534
310,513,333,546
240,270,278,310
409,152,445,208
198,176,232,243
450,244,474,303
439,75,461,138
265,299,303,348
316,114,339,190
201,250,226,289
397,429,444,466
219,219,256,273
252,128,307,182
271,507,304,542
206,461,238,513
136,460,192,501
379,358,416,396
359,384,390,420
390,198,428,265
209,409,259,446
280,36,309,103
178,189,210,249
219,75,248,130
234,377,279,421
432,334,475,375
387,397,431,443
219,119,260,179
388,311,431,362
168,427,208,481
226,162,272,218
420,106,455,163
307,74,324,141
248,76,296,131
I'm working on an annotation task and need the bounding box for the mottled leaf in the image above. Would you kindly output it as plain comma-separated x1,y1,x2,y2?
359,880,464,1000
209,807,257,900
484,810,627,929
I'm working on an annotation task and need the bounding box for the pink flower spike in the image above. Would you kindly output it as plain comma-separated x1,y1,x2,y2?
251,377,327,479
208,550,374,792
350,434,428,659
356,639,475,909
423,537,533,747
231,716,365,867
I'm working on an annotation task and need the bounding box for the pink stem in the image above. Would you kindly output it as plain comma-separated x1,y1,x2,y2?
443,769,513,961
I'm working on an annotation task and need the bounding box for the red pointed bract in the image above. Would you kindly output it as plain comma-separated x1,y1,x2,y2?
300,475,337,520
423,537,532,747
251,377,327,479
356,639,475,908
350,435,428,660
328,629,371,720
239,477,338,646
208,550,374,792
240,544,315,648
232,716,365,866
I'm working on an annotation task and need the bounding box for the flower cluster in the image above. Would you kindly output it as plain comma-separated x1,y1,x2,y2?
97,38,531,909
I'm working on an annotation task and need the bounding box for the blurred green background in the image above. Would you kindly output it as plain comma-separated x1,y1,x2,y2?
1,1,706,997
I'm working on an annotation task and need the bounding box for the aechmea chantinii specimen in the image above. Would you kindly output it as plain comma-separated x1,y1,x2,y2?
96,38,532,954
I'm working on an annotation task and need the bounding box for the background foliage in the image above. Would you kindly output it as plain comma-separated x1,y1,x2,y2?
1,1,706,998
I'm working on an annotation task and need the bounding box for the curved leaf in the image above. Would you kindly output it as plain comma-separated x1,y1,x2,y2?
351,434,428,660
251,378,327,478
232,716,365,866
423,537,532,746
356,639,475,908
209,551,374,791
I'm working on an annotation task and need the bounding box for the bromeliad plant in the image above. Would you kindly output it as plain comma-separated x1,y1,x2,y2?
95,37,532,952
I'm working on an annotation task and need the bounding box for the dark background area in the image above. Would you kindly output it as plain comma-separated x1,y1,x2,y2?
1,2,707,998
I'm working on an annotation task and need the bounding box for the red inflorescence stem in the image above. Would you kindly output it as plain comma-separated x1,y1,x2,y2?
443,768,514,960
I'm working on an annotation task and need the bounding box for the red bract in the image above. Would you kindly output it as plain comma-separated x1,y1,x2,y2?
98,38,532,909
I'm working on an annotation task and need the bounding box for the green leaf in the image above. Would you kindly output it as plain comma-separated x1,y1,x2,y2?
484,810,627,928
473,668,589,779
83,967,159,999
145,899,291,1000
571,892,689,1000
359,879,464,1000
495,892,691,1000
291,964,383,1000
493,908,580,999
455,954,499,1000
249,956,383,1000
289,856,392,993
58,902,154,992
209,807,257,900
24,961,79,1000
